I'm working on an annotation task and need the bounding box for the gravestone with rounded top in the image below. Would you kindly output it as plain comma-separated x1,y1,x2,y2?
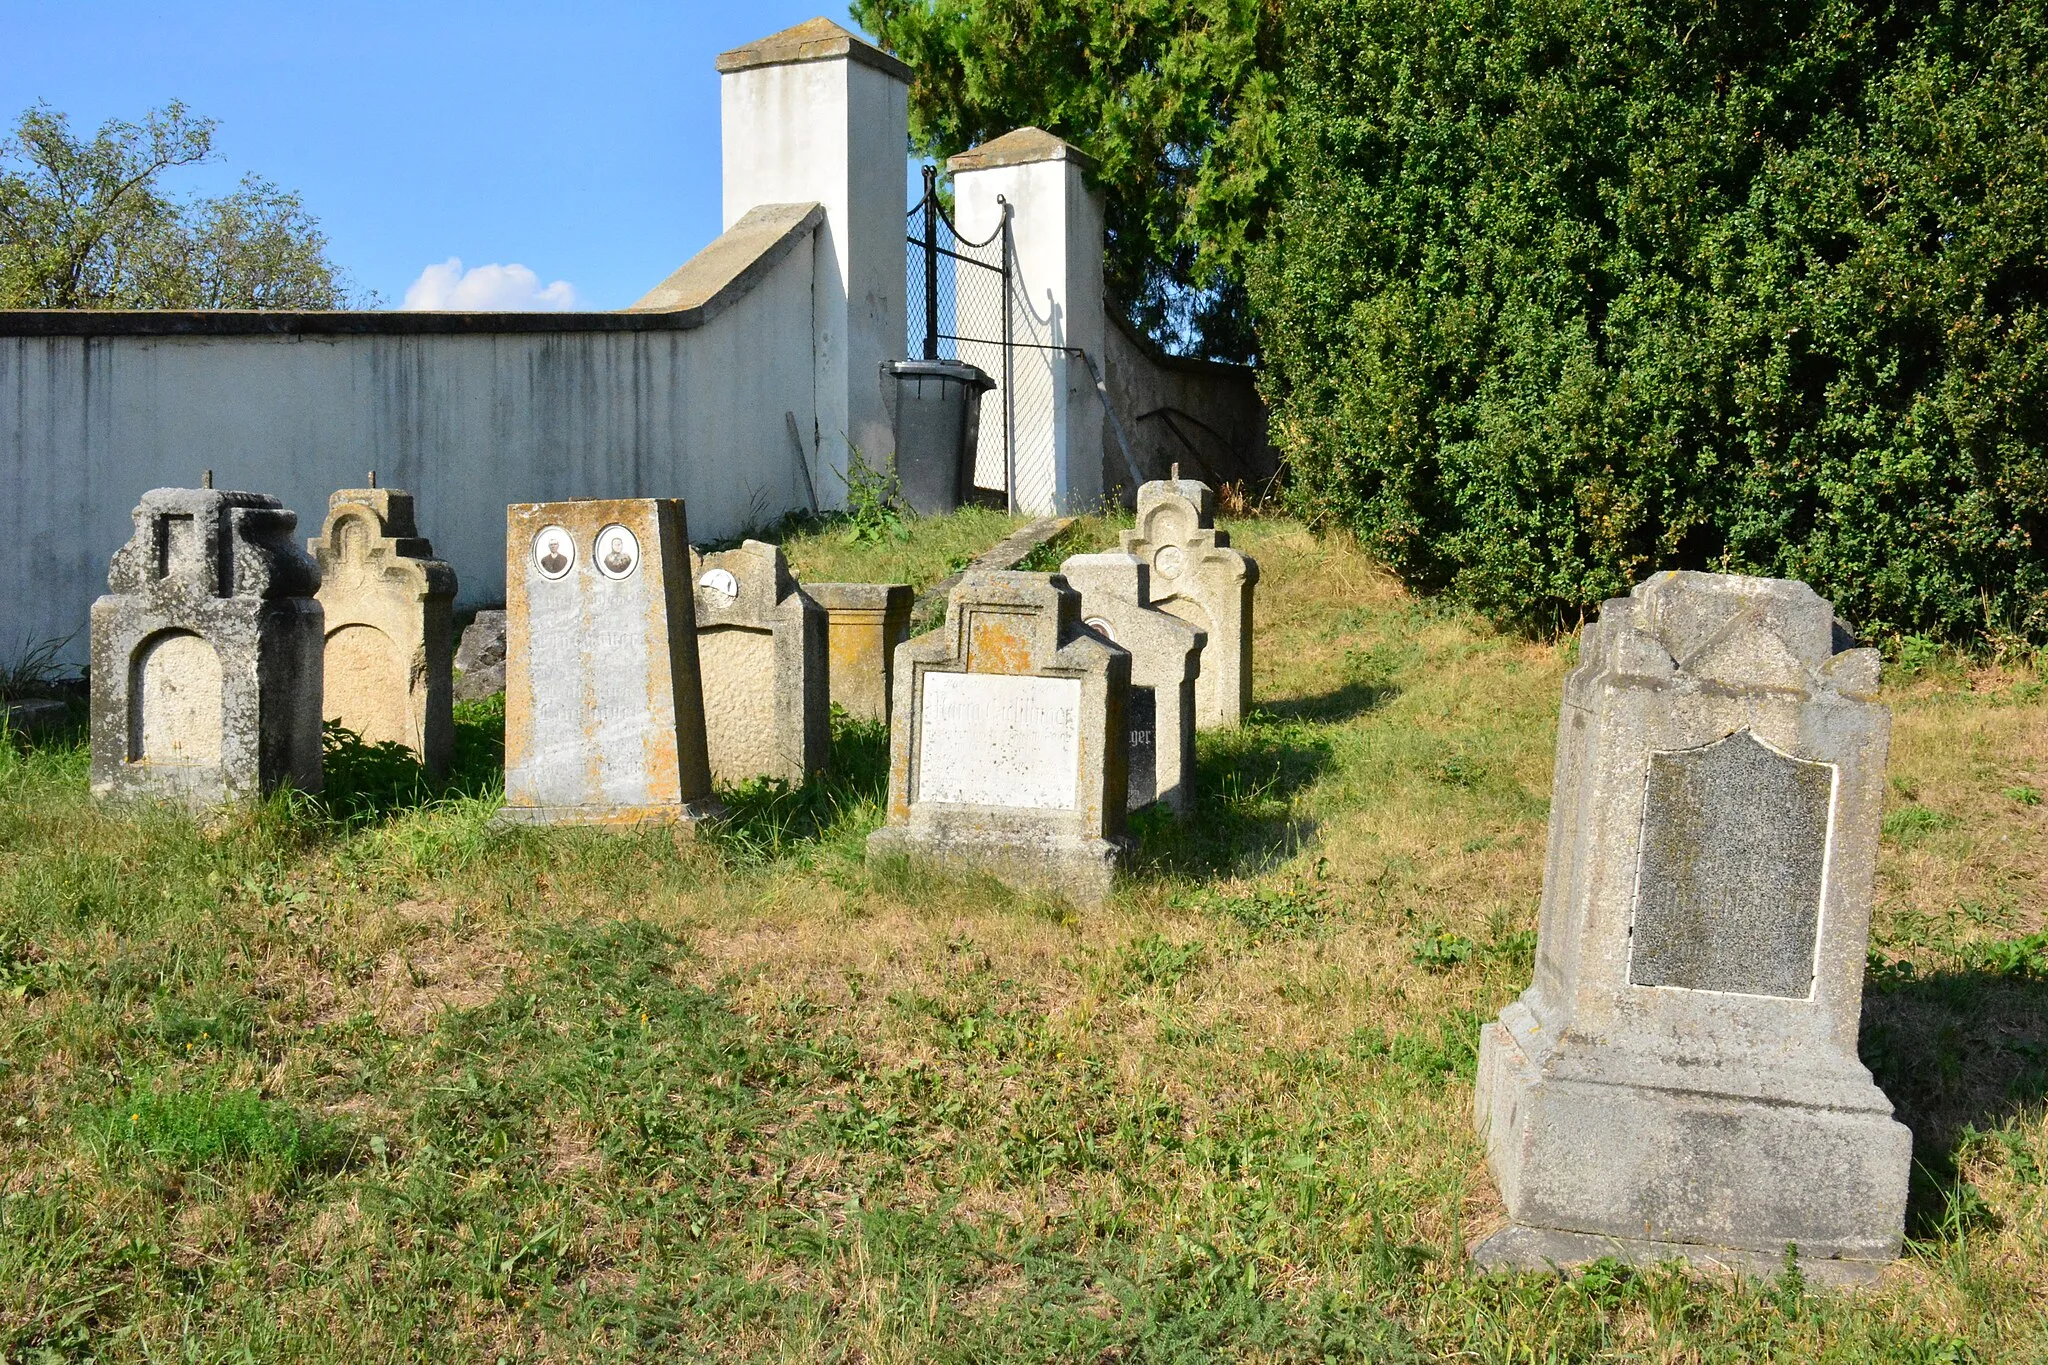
1118,474,1256,729
1472,570,1910,1286
807,581,913,724
90,486,324,807
689,540,828,785
868,570,1129,904
1058,551,1202,816
500,499,718,828
310,485,456,777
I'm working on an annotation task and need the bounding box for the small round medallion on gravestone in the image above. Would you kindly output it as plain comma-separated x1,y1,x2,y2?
700,567,739,601
1154,545,1186,580
594,524,640,580
533,525,574,580
1084,616,1118,644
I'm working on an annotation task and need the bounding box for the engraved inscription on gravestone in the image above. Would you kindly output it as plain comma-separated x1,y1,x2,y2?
1629,730,1834,998
916,672,1080,809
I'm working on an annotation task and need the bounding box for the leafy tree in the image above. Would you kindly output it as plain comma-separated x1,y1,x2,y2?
854,0,1281,361
0,101,354,309
1254,0,2048,645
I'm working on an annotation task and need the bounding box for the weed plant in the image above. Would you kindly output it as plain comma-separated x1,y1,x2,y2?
0,515,2042,1359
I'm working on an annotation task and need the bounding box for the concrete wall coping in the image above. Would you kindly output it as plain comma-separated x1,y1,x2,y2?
627,201,825,317
715,17,912,83
1108,308,1256,378
947,126,1097,175
0,202,825,340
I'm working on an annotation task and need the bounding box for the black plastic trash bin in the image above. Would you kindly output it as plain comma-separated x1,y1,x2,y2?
884,358,995,515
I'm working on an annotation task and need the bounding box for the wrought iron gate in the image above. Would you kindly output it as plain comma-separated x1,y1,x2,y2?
905,165,1015,510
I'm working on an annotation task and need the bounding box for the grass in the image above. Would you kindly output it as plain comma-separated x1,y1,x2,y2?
0,512,2044,1360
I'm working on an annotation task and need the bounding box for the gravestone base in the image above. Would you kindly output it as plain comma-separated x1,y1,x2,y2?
1477,1009,1912,1270
493,795,723,830
867,819,1125,905
1469,1225,1888,1290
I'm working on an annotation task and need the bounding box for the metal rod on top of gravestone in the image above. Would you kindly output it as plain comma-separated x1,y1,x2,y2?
922,164,939,362
1000,196,1016,516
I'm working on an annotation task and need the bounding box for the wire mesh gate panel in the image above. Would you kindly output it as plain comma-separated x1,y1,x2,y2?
905,166,1029,508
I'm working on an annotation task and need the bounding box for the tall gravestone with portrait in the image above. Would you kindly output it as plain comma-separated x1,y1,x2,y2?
868,570,1129,905
310,482,456,778
688,539,829,786
1473,571,1911,1285
90,486,325,807
499,499,719,828
1118,473,1257,729
1058,551,1203,816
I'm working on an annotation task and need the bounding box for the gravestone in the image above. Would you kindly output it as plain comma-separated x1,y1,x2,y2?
500,499,718,827
689,540,828,785
310,485,456,777
89,487,324,807
1118,474,1257,729
1058,552,1203,815
1472,571,1910,1286
867,570,1129,904
454,610,507,701
807,582,913,724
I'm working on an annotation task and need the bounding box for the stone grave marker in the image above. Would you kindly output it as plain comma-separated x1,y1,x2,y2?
500,499,718,827
454,610,507,701
309,483,456,777
1118,473,1257,729
867,570,1128,904
90,486,324,807
689,540,828,785
1058,551,1202,816
1472,570,1910,1286
807,582,913,724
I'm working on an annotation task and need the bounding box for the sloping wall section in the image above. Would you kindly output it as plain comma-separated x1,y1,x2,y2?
1099,311,1278,499
0,203,826,666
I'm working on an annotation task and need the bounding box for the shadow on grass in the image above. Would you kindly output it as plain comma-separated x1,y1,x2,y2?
1128,709,1336,881
318,694,505,823
1860,942,2048,1239
1261,676,1400,725
703,712,891,865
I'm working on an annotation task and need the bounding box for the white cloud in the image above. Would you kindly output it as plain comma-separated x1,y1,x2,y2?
400,257,580,311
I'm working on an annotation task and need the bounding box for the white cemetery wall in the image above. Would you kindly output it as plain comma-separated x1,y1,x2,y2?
0,215,819,670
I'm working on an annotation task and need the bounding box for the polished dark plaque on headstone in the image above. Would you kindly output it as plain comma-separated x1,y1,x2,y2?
1127,685,1158,808
1628,730,1833,997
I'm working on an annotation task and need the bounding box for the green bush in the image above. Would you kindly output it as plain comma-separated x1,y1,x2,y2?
1255,0,2048,643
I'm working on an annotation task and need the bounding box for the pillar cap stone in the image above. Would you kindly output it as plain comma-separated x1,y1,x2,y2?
716,17,911,83
946,126,1097,175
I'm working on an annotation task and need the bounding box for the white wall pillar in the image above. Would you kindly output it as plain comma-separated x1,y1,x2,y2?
949,128,1106,514
719,19,909,507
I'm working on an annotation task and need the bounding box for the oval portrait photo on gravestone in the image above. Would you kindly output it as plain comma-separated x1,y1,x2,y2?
594,524,639,580
533,525,574,580
699,567,739,601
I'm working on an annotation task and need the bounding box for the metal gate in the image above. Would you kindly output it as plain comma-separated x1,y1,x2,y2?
905,165,1015,510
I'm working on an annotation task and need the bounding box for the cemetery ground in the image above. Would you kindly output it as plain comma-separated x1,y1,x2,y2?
1,513,2045,1363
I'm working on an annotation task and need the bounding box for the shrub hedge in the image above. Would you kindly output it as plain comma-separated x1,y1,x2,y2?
1253,0,2048,643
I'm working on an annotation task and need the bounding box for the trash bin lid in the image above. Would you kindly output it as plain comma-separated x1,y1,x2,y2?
886,358,996,391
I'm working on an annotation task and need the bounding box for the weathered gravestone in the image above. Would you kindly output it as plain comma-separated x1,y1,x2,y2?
500,499,718,827
807,582,913,724
1058,552,1202,816
90,487,324,807
1473,571,1910,1286
689,540,828,785
310,484,456,777
868,570,1129,904
1118,474,1256,729
454,610,507,701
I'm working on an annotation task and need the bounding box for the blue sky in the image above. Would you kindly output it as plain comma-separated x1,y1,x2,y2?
0,1,890,309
